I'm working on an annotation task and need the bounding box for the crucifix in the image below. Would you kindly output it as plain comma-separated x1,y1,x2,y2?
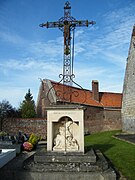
40,1,95,86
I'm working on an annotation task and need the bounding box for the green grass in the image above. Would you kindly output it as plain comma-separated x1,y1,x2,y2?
85,130,135,180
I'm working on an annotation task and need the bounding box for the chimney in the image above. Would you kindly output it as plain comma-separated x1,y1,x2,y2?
92,80,99,102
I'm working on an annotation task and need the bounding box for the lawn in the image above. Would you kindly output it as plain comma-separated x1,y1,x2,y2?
84,130,135,180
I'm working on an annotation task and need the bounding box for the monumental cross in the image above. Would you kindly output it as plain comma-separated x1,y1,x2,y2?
40,1,95,86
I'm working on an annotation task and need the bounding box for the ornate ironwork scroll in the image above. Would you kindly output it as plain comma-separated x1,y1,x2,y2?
47,74,87,105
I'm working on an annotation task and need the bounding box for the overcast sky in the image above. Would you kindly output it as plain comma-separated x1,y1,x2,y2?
0,0,135,108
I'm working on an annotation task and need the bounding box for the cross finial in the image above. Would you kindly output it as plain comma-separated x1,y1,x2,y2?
64,1,71,9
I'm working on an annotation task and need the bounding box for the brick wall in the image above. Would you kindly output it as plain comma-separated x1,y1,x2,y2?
84,106,122,133
103,109,122,131
2,107,121,138
2,118,47,139
84,106,104,133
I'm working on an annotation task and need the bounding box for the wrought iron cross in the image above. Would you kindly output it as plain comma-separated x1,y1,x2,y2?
40,1,95,86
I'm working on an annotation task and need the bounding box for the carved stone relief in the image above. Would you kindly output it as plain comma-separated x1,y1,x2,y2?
53,117,79,152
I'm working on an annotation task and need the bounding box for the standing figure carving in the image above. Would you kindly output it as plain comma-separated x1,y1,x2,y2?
53,126,65,150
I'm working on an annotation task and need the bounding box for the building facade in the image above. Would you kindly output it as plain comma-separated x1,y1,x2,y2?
36,79,122,134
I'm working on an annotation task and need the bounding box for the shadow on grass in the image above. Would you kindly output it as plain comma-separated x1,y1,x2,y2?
85,143,114,153
85,144,121,180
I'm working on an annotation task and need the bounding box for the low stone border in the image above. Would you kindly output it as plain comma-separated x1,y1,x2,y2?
113,134,135,145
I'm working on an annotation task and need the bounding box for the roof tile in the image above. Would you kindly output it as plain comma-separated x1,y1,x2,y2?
51,81,122,108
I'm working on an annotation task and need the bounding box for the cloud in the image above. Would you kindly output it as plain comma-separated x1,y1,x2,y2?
0,31,26,45
0,57,61,75
103,2,135,26
75,29,84,38
0,57,62,107
76,3,135,69
74,66,105,79
74,65,124,93
0,87,26,108
28,37,63,59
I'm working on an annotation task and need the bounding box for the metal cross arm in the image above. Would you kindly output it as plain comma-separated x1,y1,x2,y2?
39,20,96,29
39,22,60,28
71,20,96,27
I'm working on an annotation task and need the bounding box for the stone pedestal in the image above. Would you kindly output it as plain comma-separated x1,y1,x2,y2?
22,148,116,180
46,105,85,153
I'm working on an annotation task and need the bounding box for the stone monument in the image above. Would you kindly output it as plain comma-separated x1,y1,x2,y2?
39,0,93,155
122,25,135,133
47,105,84,153
0,2,117,179
29,2,116,179
30,107,116,180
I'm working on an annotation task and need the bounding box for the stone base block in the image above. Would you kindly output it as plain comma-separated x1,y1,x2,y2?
17,170,116,180
22,149,116,180
0,149,16,168
0,149,116,180
34,149,96,163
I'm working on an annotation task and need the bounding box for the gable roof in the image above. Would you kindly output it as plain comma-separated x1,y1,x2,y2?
50,80,122,108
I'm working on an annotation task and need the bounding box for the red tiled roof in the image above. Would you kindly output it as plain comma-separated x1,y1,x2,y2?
99,92,122,108
51,81,122,108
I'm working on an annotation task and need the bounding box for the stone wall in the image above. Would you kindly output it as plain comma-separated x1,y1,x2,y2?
84,106,122,134
2,107,121,138
122,25,135,133
84,106,104,133
2,118,47,139
103,108,122,131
